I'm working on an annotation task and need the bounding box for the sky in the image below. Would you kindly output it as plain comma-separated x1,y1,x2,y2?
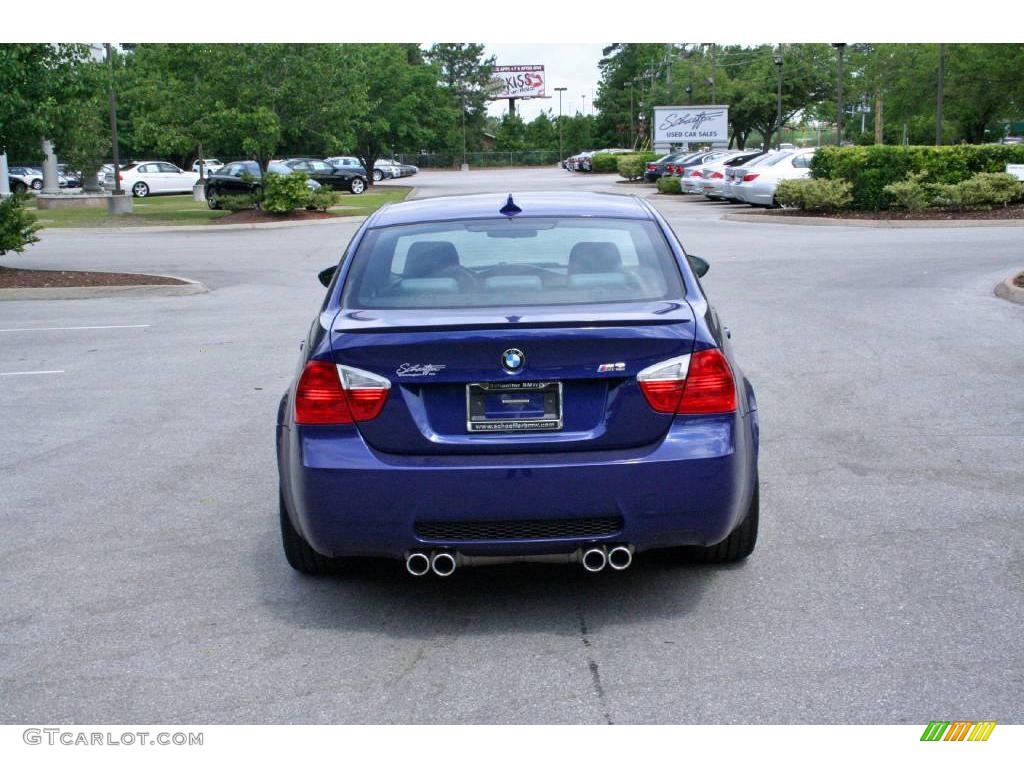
482,44,607,122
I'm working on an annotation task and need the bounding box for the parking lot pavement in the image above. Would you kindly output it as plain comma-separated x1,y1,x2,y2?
1,169,1022,724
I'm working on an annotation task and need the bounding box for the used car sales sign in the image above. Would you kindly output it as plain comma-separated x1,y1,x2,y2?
654,106,730,144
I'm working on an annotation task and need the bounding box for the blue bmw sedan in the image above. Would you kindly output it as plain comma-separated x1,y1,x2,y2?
276,192,759,576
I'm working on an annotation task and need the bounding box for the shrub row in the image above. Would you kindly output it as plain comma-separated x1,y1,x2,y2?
778,172,1023,212
810,144,1024,209
656,176,682,194
775,179,853,212
885,172,1023,211
590,151,657,174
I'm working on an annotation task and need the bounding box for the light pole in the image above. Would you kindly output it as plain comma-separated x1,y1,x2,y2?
773,46,784,148
555,86,567,161
581,94,587,117
832,43,846,146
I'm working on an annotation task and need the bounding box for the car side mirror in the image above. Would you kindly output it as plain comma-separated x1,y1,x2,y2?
687,254,710,278
318,266,337,287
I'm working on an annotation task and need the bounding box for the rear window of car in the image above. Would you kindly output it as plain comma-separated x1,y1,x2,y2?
342,217,685,309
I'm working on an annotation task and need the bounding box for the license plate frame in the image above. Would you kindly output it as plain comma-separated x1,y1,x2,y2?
465,381,563,433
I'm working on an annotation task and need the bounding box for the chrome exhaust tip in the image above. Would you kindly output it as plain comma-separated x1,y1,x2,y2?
607,545,633,571
582,547,607,573
431,551,457,577
405,552,431,577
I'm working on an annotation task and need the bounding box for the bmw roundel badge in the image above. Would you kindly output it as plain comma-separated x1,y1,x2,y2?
501,348,525,372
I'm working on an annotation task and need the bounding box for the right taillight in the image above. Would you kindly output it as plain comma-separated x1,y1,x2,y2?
742,173,759,182
637,349,736,415
646,163,656,171
710,171,724,179
294,360,390,425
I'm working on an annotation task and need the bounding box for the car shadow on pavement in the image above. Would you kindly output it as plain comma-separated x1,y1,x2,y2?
255,535,744,639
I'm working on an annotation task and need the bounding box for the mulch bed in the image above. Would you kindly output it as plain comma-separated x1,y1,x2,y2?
0,266,187,288
761,204,1024,221
212,209,335,225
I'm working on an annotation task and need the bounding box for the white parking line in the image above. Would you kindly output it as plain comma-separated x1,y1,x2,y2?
0,370,65,376
0,324,151,333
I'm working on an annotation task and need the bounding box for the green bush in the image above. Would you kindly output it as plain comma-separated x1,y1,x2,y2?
617,156,646,181
775,178,852,212
0,193,41,256
882,172,931,210
811,144,1024,209
656,176,682,194
774,179,806,208
590,152,622,173
261,171,313,213
931,173,1024,210
217,193,258,212
309,187,339,212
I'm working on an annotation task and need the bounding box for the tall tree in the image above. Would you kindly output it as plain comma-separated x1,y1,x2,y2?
347,45,454,182
426,44,496,153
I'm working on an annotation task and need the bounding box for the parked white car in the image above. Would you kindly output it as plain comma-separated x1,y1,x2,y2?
191,158,224,175
733,149,816,207
106,161,200,197
7,166,43,192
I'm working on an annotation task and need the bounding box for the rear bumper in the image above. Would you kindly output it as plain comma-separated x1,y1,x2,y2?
278,413,758,559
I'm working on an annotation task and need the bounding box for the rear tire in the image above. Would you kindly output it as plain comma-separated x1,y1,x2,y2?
372,169,384,182
280,491,343,575
685,479,759,563
206,189,220,210
132,182,149,198
349,177,365,195
31,178,43,190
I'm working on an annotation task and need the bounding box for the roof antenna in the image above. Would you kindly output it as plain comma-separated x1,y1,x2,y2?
499,194,522,216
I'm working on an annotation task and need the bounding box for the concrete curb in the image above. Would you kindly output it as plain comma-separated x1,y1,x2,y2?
994,272,1024,304
721,211,1024,228
0,275,209,301
37,215,367,236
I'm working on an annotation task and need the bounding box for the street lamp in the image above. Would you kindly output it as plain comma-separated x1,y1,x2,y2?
832,43,847,146
581,93,587,117
773,46,784,148
555,86,567,161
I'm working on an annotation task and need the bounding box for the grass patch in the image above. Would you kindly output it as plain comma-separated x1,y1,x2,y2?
32,186,411,229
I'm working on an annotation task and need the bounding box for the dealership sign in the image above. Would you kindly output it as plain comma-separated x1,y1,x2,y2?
492,65,546,99
654,105,729,143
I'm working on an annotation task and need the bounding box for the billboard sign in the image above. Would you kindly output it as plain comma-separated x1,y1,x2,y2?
492,65,546,99
654,105,729,144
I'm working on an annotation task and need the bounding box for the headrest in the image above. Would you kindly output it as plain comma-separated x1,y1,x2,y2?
568,242,622,274
404,241,460,277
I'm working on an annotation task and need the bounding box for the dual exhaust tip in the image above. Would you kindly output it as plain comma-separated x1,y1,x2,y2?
405,551,455,578
405,545,633,576
582,545,633,573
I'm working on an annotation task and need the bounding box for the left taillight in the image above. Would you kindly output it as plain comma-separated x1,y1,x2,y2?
637,349,736,415
294,361,390,425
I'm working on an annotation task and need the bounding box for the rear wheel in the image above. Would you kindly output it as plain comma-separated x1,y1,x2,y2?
280,491,343,575
349,177,366,195
132,181,149,198
31,178,43,190
206,188,220,210
372,169,384,182
672,479,758,564
697,479,758,562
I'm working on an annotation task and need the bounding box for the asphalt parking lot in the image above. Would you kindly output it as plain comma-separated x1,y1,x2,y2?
1,167,1022,724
